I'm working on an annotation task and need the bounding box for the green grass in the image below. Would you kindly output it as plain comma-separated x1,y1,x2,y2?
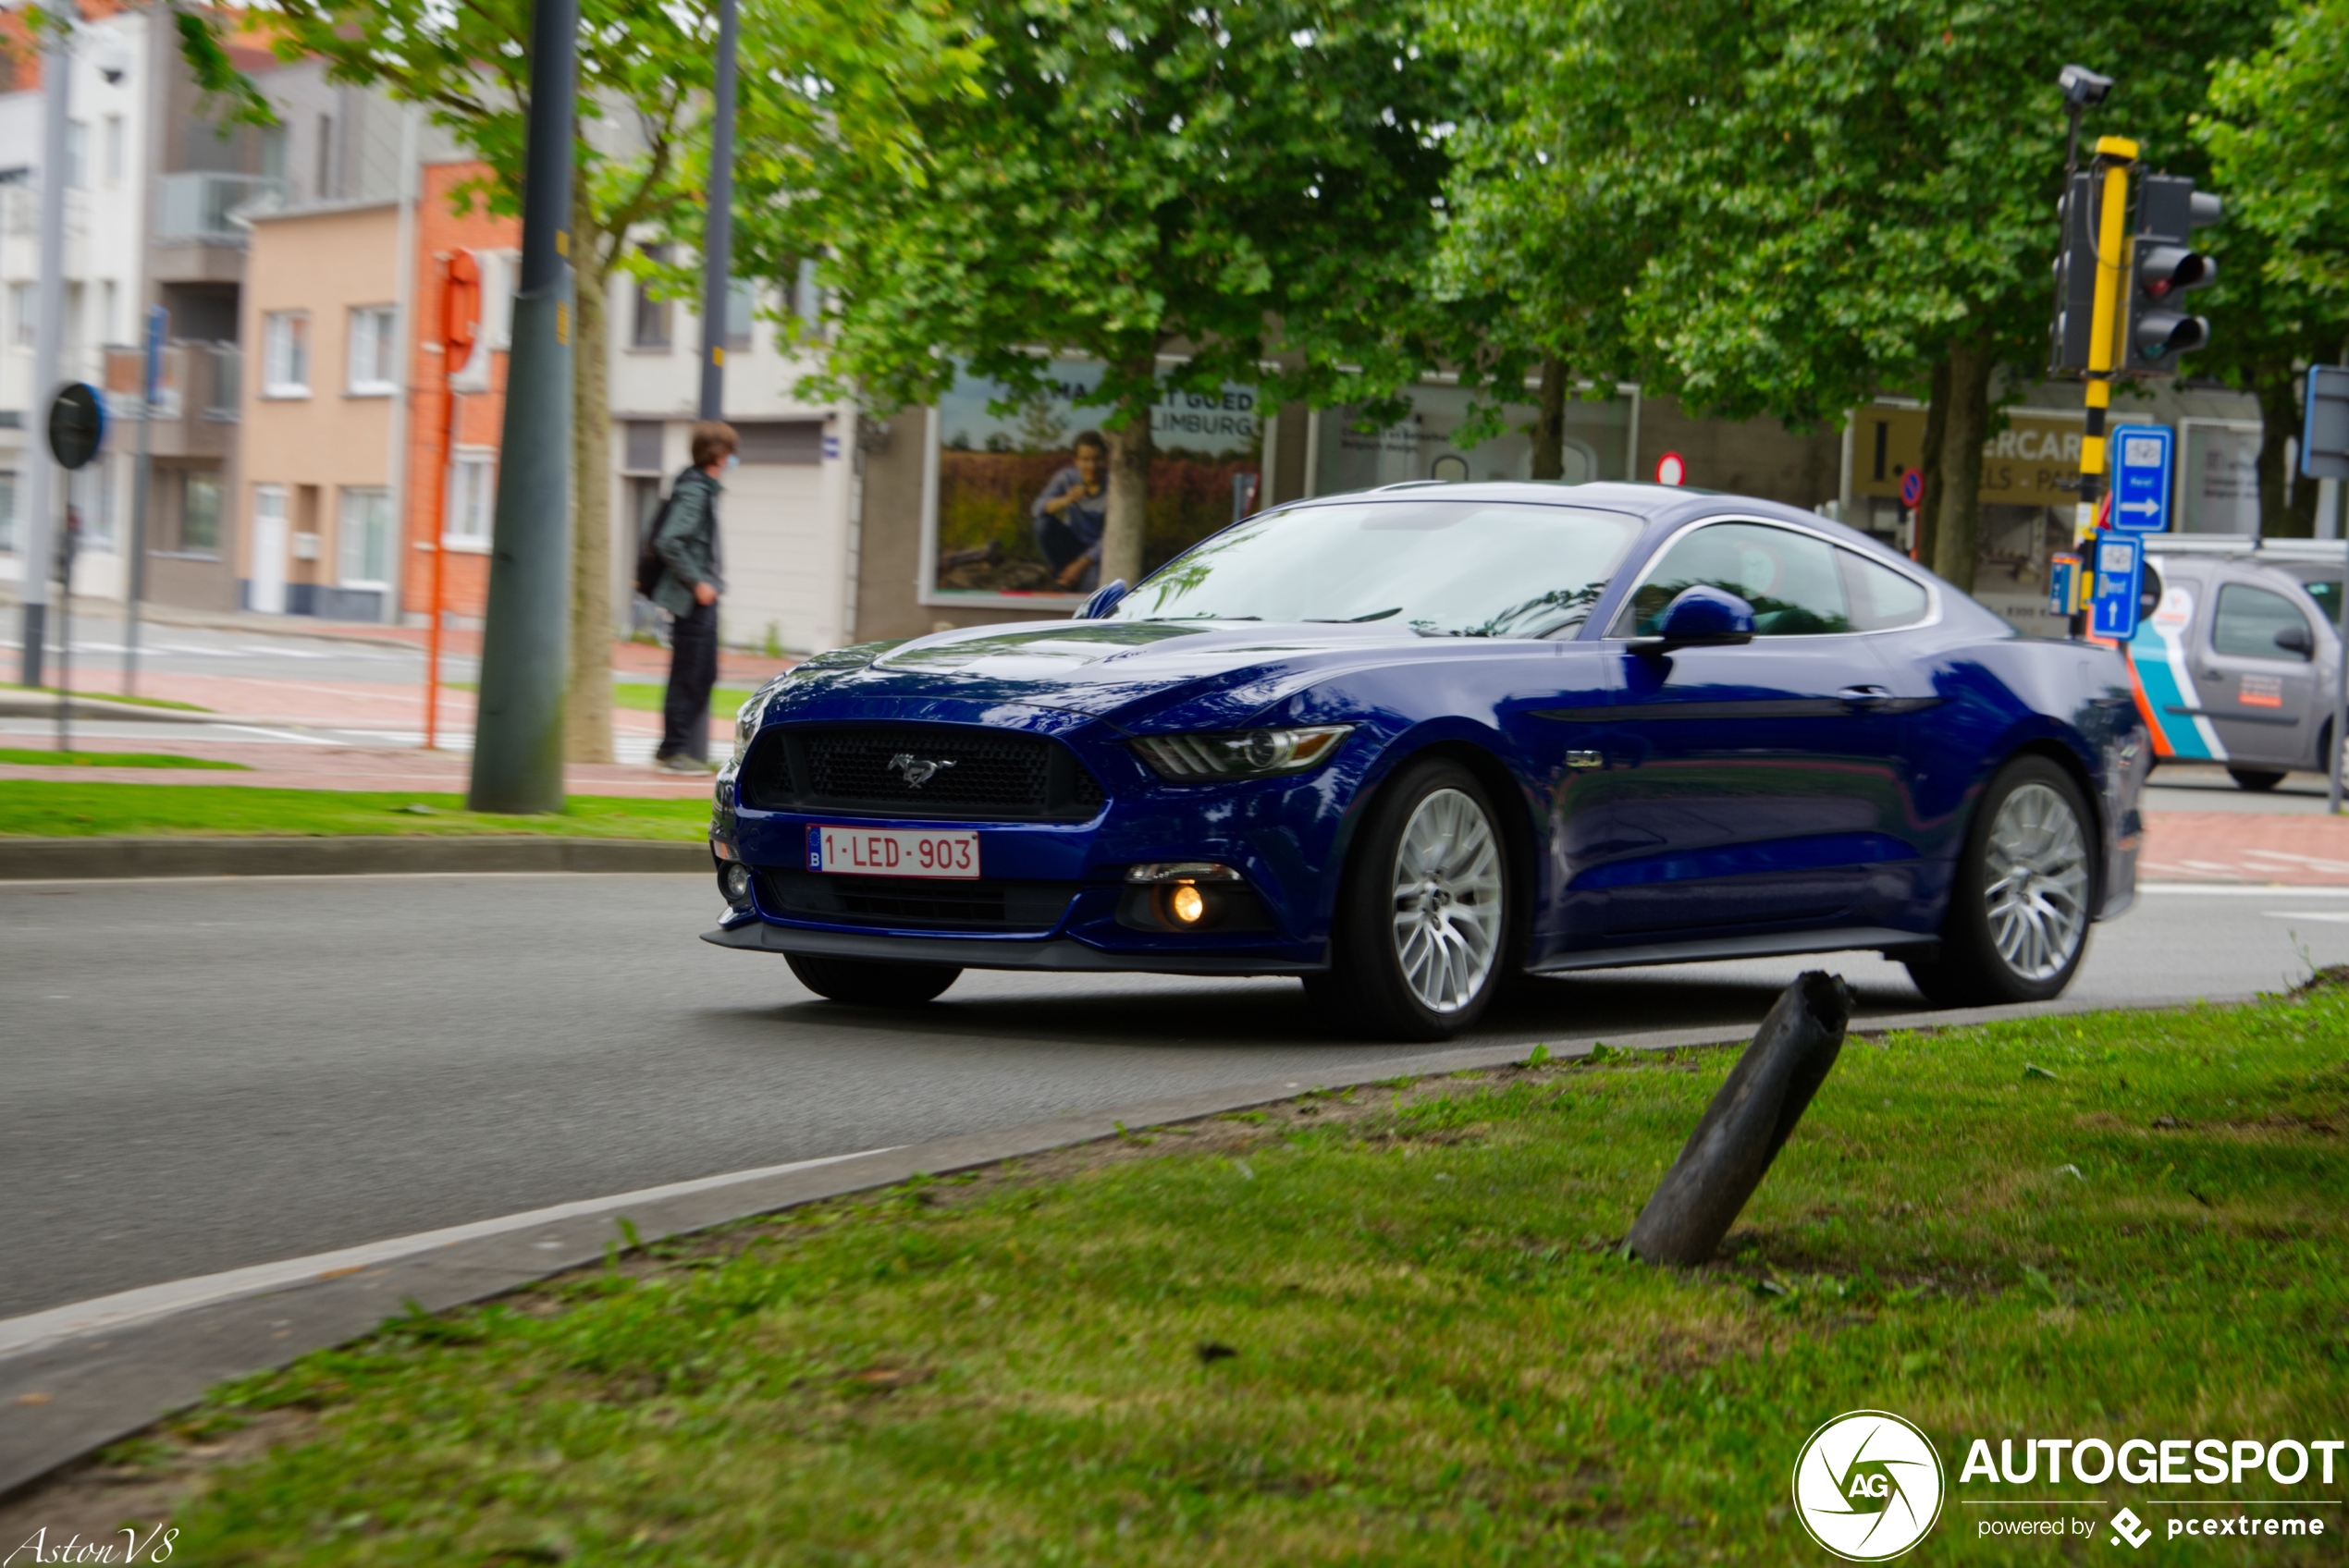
0,782,707,839
0,747,250,770
446,680,756,716
1,682,211,712
140,988,2347,1563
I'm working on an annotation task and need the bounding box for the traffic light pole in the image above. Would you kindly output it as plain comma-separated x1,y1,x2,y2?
2072,135,2137,640
466,0,576,814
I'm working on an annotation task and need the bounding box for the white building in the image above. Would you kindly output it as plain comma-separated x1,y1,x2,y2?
605,261,861,655
1,3,156,606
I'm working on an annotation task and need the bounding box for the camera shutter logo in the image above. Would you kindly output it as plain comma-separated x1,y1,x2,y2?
1792,1411,1945,1561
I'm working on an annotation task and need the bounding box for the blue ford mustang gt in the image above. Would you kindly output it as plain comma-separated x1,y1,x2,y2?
705,482,2147,1040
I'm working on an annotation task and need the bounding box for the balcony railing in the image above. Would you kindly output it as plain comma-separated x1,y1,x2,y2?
155,173,286,242
102,340,243,423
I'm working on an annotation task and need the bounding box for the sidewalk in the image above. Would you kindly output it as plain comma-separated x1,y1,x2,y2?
2136,809,2349,885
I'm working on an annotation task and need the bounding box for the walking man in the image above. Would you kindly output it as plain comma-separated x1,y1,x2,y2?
650,421,737,773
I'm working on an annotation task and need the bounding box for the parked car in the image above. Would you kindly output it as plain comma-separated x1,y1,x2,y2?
2133,538,2347,790
705,483,2147,1039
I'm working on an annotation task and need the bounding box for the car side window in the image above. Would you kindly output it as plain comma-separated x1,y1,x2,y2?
1837,549,1930,631
2211,584,2311,662
1615,521,1851,637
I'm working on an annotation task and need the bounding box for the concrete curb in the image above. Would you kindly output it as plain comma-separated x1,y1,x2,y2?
0,695,226,725
0,837,709,879
0,987,2245,1501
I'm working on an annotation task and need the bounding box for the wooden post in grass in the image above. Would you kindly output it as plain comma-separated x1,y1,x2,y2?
1626,972,1852,1267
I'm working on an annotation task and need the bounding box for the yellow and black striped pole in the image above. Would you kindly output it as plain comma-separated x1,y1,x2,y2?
2072,135,2137,637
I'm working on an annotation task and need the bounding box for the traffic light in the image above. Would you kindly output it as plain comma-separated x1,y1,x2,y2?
2050,170,2099,374
2126,174,2221,373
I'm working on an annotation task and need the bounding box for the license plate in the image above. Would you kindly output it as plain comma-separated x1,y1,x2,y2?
807,825,980,879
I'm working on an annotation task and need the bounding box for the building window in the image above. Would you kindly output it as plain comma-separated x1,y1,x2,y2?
622,421,665,473
7,283,30,347
447,449,495,545
64,120,86,189
263,312,310,397
631,244,672,350
104,116,124,184
338,486,393,584
348,305,397,394
0,470,16,554
71,456,115,547
182,472,222,553
725,278,755,351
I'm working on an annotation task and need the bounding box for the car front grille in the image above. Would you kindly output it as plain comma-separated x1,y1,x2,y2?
738,724,1106,821
756,869,1079,933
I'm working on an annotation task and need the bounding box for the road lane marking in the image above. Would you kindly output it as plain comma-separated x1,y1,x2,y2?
2262,911,2349,924
0,1146,895,1361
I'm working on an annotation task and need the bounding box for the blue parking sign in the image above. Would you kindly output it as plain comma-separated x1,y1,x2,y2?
2108,424,2172,533
2089,533,2145,639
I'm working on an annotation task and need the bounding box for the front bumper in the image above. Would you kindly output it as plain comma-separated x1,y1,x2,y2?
699,919,1323,974
707,715,1355,971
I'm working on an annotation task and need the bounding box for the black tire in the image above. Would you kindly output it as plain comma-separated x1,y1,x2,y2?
2228,767,2286,792
785,953,961,1006
1305,757,1512,1042
1906,755,2096,1009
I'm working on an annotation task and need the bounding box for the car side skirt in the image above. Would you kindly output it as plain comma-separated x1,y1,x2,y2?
1528,926,1935,974
700,922,1327,976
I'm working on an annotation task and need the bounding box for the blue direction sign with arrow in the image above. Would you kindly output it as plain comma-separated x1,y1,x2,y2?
2090,533,2146,639
2108,423,2174,533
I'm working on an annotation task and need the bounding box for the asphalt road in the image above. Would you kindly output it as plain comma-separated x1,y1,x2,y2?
6,873,2345,1320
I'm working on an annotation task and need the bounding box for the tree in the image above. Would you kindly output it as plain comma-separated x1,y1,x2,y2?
2202,0,2349,535
1446,0,2274,589
737,0,1460,589
1420,0,1706,473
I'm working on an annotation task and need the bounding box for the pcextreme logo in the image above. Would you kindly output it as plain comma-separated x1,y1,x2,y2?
1792,1410,1948,1562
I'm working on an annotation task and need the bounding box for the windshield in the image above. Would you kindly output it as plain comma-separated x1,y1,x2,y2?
1107,501,1642,638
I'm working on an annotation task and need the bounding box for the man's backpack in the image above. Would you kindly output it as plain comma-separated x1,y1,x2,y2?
633,483,680,600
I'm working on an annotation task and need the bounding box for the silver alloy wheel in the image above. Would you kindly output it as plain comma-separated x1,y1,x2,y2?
1983,781,2090,981
1387,787,1504,1012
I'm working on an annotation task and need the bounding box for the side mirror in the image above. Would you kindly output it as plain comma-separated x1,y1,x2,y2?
1631,585,1756,653
1075,579,1128,620
2274,621,2315,658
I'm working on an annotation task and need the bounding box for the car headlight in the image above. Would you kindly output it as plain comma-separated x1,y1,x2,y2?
1128,725,1351,781
731,694,765,766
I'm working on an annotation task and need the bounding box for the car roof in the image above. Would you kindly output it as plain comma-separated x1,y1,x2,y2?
1281,480,1895,554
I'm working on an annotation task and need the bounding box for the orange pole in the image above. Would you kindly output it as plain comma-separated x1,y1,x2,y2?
424,256,455,749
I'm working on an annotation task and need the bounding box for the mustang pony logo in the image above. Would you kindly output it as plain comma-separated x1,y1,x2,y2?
886,753,957,789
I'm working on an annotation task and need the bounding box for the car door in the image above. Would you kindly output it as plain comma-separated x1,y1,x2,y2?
2197,575,2319,766
1564,519,1919,941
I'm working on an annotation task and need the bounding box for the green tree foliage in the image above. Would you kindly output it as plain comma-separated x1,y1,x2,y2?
1436,0,2271,586
738,0,1461,588
2202,0,2349,535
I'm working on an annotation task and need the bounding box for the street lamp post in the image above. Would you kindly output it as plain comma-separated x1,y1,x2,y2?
19,24,72,690
689,0,740,764
465,0,577,813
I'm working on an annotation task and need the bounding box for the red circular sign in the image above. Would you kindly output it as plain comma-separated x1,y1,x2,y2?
1654,451,1687,486
1900,468,1925,508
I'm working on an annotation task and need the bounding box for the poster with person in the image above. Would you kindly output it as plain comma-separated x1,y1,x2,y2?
926,360,1263,607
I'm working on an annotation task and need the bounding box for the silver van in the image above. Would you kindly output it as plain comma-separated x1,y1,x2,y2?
2133,538,2346,790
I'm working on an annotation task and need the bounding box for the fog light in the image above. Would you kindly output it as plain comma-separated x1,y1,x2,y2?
1169,882,1206,925
720,862,754,908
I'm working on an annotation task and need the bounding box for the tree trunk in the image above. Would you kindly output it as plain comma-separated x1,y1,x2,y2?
1098,360,1155,591
1914,356,1950,566
565,204,616,765
1932,336,1994,592
2255,358,2318,539
1530,356,1568,481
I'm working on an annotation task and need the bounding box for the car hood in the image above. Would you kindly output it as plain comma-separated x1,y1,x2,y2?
762,619,1494,732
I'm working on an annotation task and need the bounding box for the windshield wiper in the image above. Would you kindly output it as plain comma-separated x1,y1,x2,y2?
1305,606,1402,623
